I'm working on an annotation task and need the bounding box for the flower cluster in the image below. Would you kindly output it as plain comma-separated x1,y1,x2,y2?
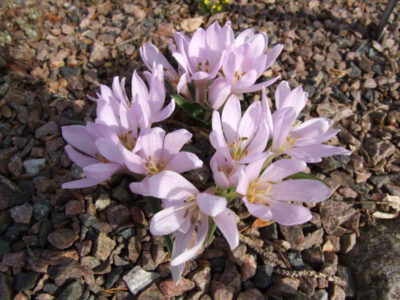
62,22,350,281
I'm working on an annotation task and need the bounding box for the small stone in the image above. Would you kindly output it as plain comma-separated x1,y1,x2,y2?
181,17,204,32
75,240,92,256
61,24,75,35
90,42,109,63
23,158,46,175
48,228,78,250
302,247,325,269
340,233,356,254
330,284,345,300
192,266,211,291
259,222,278,240
94,232,116,261
8,155,23,176
0,273,13,300
95,194,111,211
0,239,11,257
10,203,33,224
210,281,234,300
33,201,51,220
363,78,377,89
219,265,241,295
159,277,195,297
229,244,247,266
337,266,356,298
253,264,274,289
55,280,82,300
137,282,164,300
313,289,329,300
2,251,25,269
65,200,83,217
106,205,131,227
128,235,141,263
280,225,305,250
300,276,318,296
104,266,123,289
35,121,59,139
14,272,39,292
53,261,85,286
123,266,159,295
241,254,257,281
270,277,300,296
237,288,264,300
287,251,305,270
72,100,85,114
156,23,175,37
33,176,57,193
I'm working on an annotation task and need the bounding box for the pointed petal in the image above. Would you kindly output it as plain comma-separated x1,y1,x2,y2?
269,200,312,226
153,100,176,123
170,227,194,281
269,179,332,202
138,127,166,161
165,152,203,173
222,95,241,145
234,76,280,94
286,145,351,162
62,125,97,156
95,138,124,164
197,193,227,217
265,44,283,69
243,196,274,221
62,178,100,189
271,107,297,151
261,159,306,182
64,145,97,168
163,129,192,158
213,208,239,250
208,78,231,110
238,101,261,141
150,205,188,236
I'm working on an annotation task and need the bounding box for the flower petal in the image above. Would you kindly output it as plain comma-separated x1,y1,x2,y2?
269,200,312,226
62,125,97,156
165,152,203,173
243,197,273,221
208,78,231,110
162,129,192,158
95,138,124,165
269,179,332,202
197,193,227,217
64,145,97,168
221,95,241,145
213,208,239,250
261,159,306,182
150,205,188,236
138,127,166,162
170,227,194,281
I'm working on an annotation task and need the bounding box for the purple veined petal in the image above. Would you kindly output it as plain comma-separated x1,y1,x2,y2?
197,193,227,217
261,88,274,131
83,163,121,182
170,213,208,266
269,200,312,226
191,71,210,81
269,179,332,203
234,75,280,94
221,95,241,145
207,78,232,110
210,152,232,189
213,208,239,250
64,145,98,168
137,127,166,162
144,170,198,201
295,129,340,147
177,73,191,94
248,34,267,57
265,43,284,69
286,144,351,162
96,102,120,129
153,99,175,123
260,158,306,182
210,111,229,152
236,169,250,195
234,28,254,46
95,137,124,165
112,76,128,105
120,146,146,174
222,51,237,81
242,196,274,221
150,204,188,236
276,83,307,118
62,178,101,189
275,81,291,110
139,42,178,80
173,52,190,74
271,107,297,151
205,21,225,51
148,65,166,114
62,125,97,156
165,151,203,173
231,69,258,92
290,118,333,140
131,71,149,103
119,103,129,131
237,100,261,144
162,129,192,160
245,121,269,159
239,151,269,165
170,226,195,281
188,28,206,59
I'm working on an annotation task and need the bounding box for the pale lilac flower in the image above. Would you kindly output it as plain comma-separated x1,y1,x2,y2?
130,170,239,280
263,82,351,163
61,122,130,188
207,28,283,109
210,151,242,189
210,95,269,164
237,158,332,225
121,127,203,176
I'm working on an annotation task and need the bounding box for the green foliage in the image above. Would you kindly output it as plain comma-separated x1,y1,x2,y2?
172,94,211,126
198,0,230,15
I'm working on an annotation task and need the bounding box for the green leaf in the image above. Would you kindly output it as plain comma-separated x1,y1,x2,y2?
206,217,217,246
165,235,174,256
172,94,211,126
287,172,324,182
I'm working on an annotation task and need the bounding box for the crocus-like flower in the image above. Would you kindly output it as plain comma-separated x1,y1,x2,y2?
237,158,332,225
210,95,269,164
62,122,128,188
130,171,239,280
207,28,283,109
122,127,203,176
263,82,351,163
210,151,241,189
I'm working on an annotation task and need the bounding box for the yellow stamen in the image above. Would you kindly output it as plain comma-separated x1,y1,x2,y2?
144,156,165,175
119,131,136,151
230,137,249,161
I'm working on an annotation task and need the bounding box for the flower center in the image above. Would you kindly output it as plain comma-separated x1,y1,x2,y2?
144,156,165,175
230,137,249,161
94,153,110,163
275,136,298,153
197,60,210,73
119,131,136,151
247,180,273,205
